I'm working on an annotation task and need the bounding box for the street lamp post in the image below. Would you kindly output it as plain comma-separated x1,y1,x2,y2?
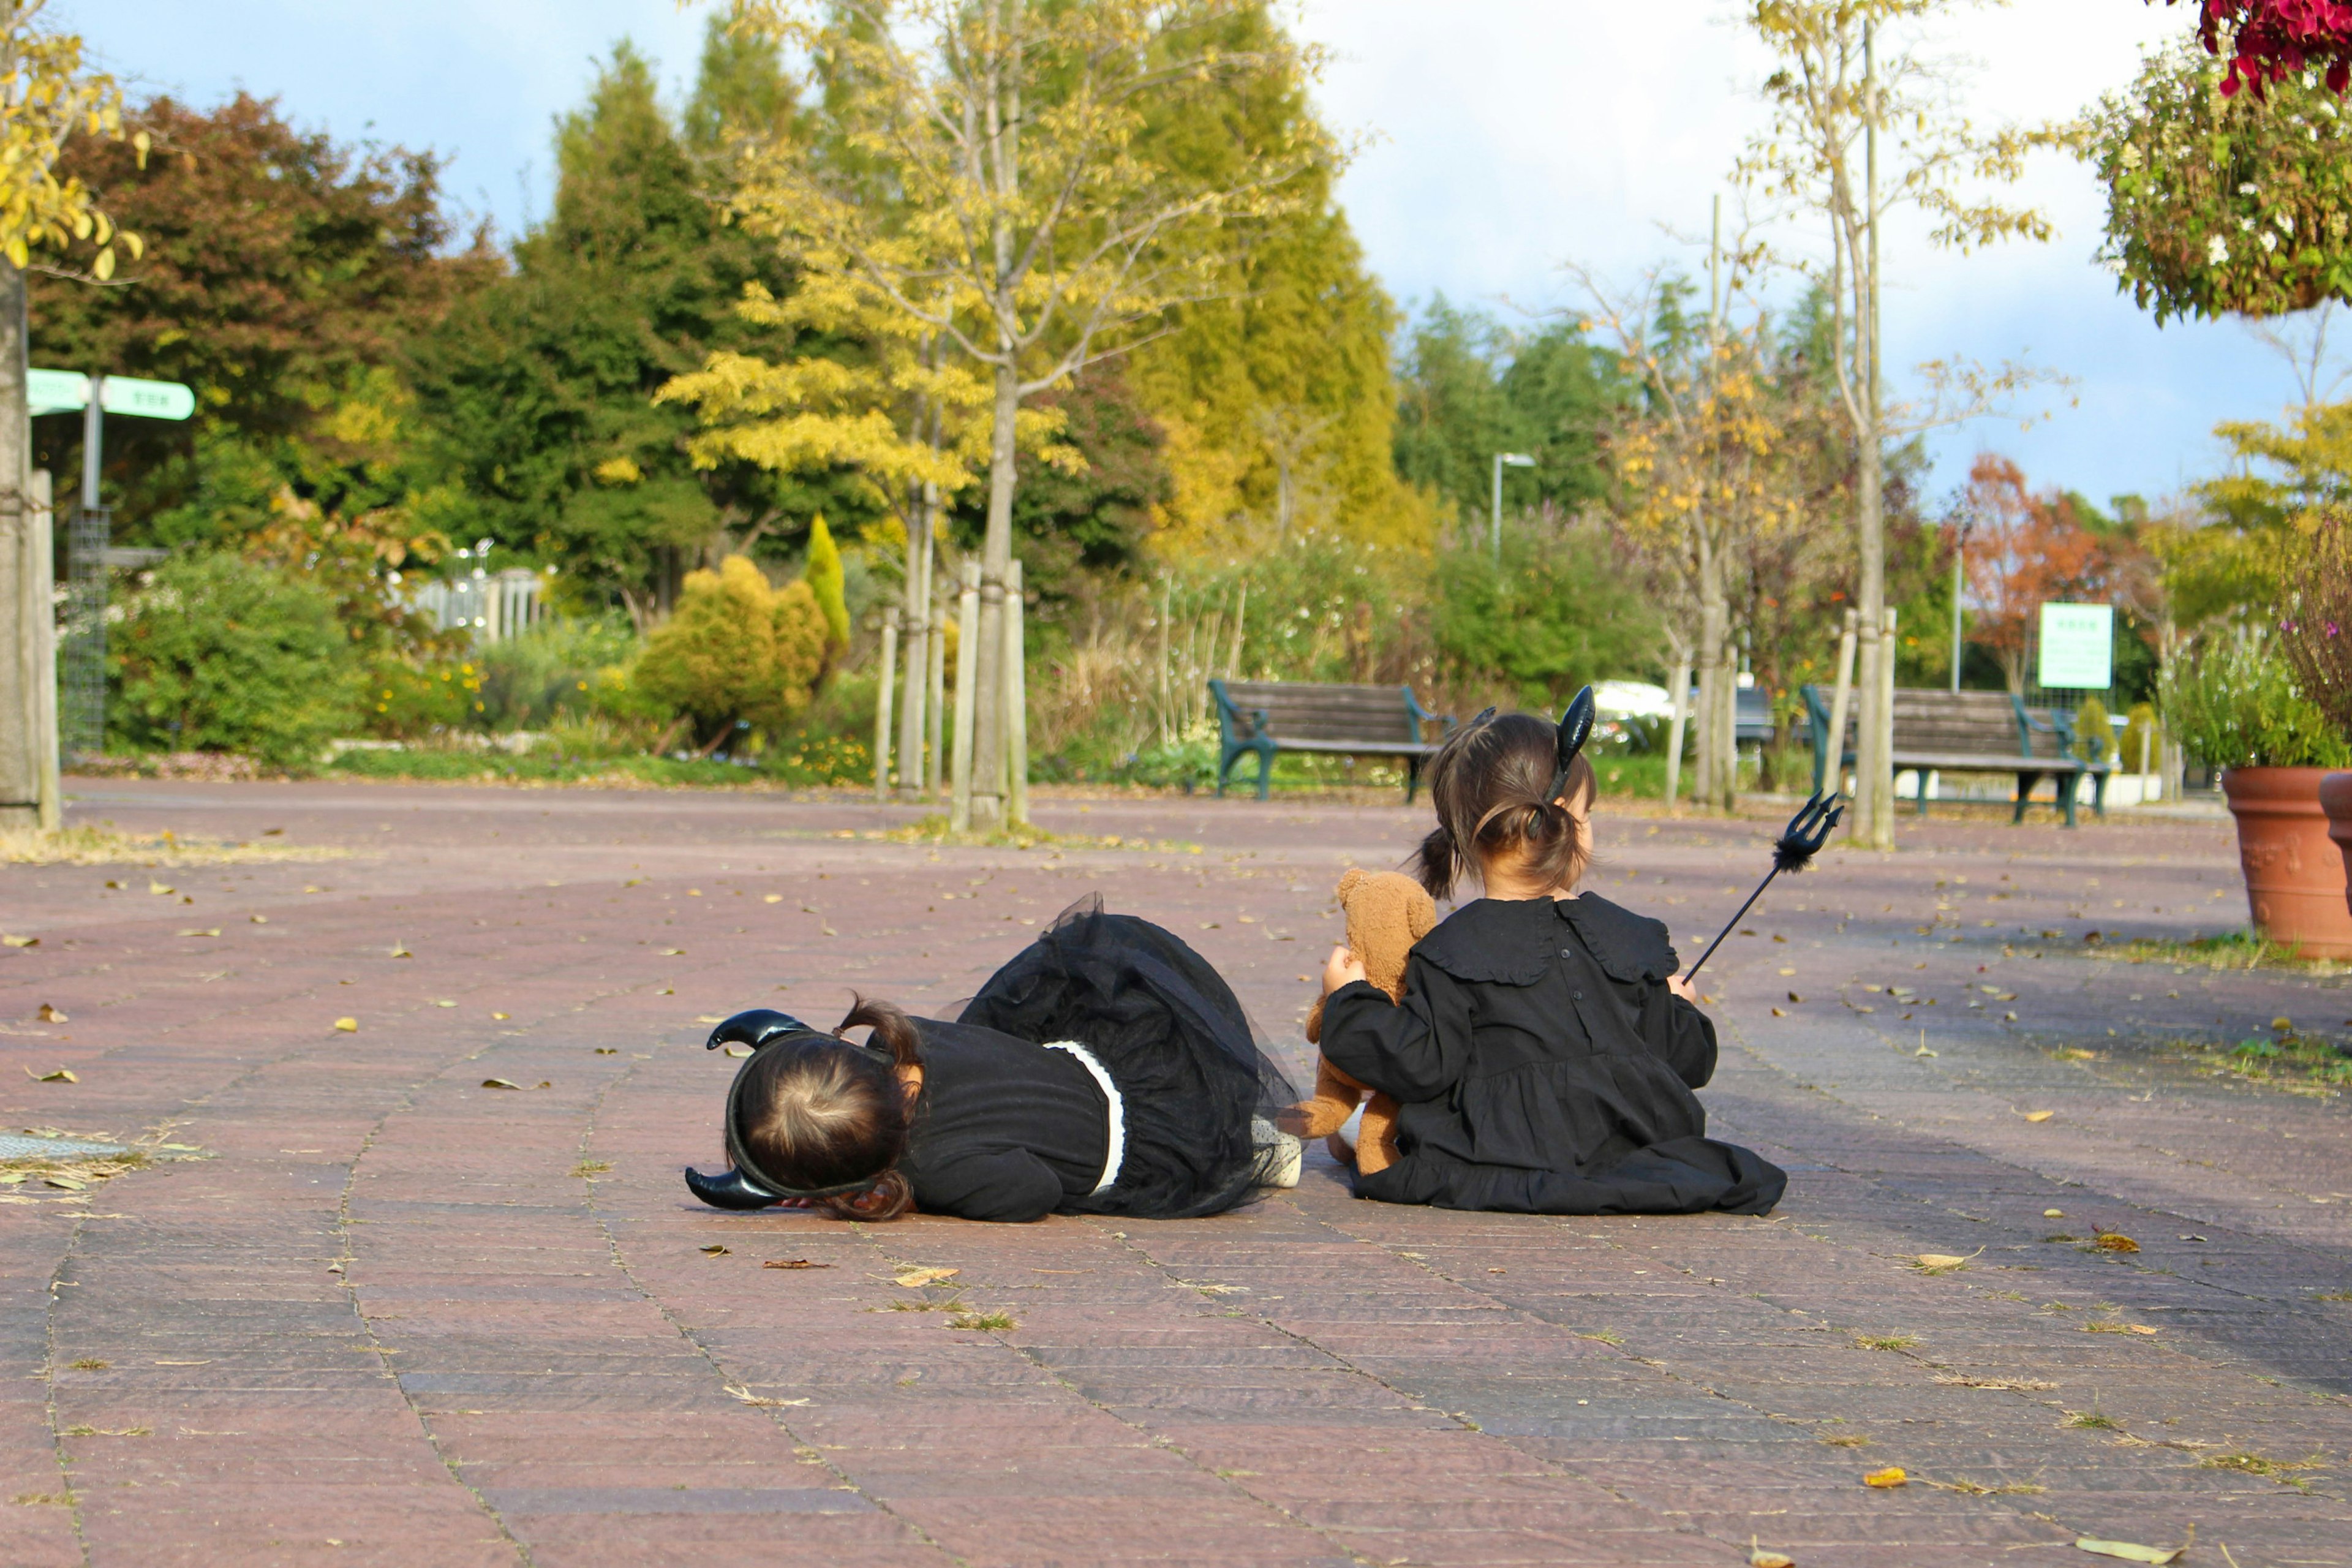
1491,451,1534,559
1948,521,1967,693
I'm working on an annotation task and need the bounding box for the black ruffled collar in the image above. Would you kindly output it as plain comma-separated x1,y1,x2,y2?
1414,892,1678,986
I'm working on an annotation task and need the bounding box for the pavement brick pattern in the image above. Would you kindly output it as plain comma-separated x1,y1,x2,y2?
2,780,2347,1567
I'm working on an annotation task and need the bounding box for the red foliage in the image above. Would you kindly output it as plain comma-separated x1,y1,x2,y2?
1958,456,2112,690
2176,0,2352,97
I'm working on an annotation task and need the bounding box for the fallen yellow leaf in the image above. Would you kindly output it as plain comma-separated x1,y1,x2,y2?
2044,1208,2065,1218
26,1066,77,1083
2,933,38,948
175,928,221,938
763,894,783,903
893,1267,960,1289
1750,1536,1795,1568
2092,1231,2139,1253
1862,1466,1907,1488
696,1015,726,1024
36,1003,66,1022
722,1046,751,1058
249,914,268,924
333,1017,358,1033
700,1243,730,1256
660,948,685,956
2023,1110,2054,1123
491,1012,510,1020
148,881,173,895
1913,1253,1975,1273
481,1077,521,1090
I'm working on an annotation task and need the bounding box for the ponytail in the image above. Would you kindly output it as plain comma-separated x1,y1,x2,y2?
1411,713,1595,898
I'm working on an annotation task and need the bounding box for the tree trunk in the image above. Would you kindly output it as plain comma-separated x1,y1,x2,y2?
969,360,1019,830
1662,637,1691,808
0,262,37,831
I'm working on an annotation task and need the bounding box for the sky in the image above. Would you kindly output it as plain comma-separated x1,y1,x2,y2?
61,0,2332,513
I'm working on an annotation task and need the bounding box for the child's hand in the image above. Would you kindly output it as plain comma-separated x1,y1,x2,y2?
1322,944,1367,996
1666,973,1699,1005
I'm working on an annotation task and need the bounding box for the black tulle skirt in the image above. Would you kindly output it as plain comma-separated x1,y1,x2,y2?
958,899,1298,1219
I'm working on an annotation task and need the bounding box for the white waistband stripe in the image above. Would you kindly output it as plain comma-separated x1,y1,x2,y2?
1040,1040,1125,1196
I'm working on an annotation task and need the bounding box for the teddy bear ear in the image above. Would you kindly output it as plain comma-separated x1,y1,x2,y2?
1407,891,1439,941
1335,867,1366,900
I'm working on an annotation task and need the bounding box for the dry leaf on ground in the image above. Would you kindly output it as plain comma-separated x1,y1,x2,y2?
176,929,221,938
333,1017,358,1033
25,1067,76,1083
1912,1251,1981,1275
480,1077,521,1090
36,1004,66,1022
1862,1466,1908,1488
700,1243,731,1256
1749,1536,1795,1568
723,1384,810,1407
2094,1232,2140,1253
2,933,39,948
893,1267,960,1288
764,1259,831,1270
2074,1525,2193,1564
2023,1110,2055,1123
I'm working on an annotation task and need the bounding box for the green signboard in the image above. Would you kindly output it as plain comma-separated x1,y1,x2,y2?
28,368,89,417
26,370,195,421
2037,602,2114,690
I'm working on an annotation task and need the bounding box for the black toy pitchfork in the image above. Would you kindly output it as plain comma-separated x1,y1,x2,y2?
1681,791,1844,983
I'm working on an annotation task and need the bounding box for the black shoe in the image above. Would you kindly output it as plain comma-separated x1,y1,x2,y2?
684,1165,783,1210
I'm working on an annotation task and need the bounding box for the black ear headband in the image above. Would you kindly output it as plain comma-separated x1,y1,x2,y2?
1546,685,1596,802
708,1009,897,1200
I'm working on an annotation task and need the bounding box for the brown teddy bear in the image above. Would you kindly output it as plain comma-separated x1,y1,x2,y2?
1278,867,1437,1175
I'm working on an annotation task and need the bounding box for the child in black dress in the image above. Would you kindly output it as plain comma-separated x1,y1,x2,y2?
1315,703,1786,1216
685,902,1300,1223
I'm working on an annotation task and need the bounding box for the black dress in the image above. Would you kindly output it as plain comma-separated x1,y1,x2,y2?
1317,893,1785,1216
903,900,1298,1223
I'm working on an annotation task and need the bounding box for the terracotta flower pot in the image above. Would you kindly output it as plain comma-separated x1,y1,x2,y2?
2223,766,2352,958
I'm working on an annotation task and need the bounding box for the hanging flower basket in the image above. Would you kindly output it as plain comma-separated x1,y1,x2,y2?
2087,41,2352,322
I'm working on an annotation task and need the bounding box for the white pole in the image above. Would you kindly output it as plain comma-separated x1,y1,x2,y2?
31,469,56,831
1825,608,1858,799
1004,559,1028,826
873,615,897,801
1663,646,1691,807
949,560,979,832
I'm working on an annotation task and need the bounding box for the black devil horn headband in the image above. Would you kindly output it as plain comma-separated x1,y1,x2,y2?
1546,685,1596,801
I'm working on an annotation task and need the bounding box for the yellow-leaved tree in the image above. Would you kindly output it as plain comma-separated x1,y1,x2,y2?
1,0,145,831
633,554,830,757
719,0,1318,830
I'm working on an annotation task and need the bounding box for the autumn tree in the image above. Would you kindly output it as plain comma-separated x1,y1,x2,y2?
1,0,138,831
723,0,1318,830
30,91,490,546
1739,0,2060,848
1953,454,2111,693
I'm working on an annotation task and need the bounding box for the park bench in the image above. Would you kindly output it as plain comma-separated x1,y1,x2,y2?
1800,685,2114,827
1208,679,1453,802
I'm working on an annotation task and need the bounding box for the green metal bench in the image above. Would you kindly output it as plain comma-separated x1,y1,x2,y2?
1208,679,1452,801
1801,685,2114,827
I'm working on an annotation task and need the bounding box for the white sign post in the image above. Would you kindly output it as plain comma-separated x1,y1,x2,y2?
2037,603,2113,691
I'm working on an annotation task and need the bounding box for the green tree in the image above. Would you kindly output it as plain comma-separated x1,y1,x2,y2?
633,553,829,751
407,33,809,622
1392,297,1622,530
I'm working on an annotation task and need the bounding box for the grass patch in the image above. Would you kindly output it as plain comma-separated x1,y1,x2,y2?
570,1160,611,1179
1928,1477,2045,1496
64,1358,107,1371
2176,1028,2352,1095
1820,1433,1872,1448
2110,930,2350,974
947,1310,1017,1332
1576,1329,1625,1346
0,1146,162,1200
326,747,862,790
1932,1374,2058,1390
856,813,1204,855
2064,1410,2122,1430
2200,1450,2324,1488
0,826,351,866
1852,1333,1921,1351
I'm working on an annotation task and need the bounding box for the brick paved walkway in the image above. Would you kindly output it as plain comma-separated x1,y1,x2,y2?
2,780,2346,1567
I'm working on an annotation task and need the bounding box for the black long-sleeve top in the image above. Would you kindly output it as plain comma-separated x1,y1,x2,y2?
1318,893,1784,1216
895,1019,1111,1223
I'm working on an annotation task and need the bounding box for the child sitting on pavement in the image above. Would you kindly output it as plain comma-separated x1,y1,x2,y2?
1313,701,1786,1216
